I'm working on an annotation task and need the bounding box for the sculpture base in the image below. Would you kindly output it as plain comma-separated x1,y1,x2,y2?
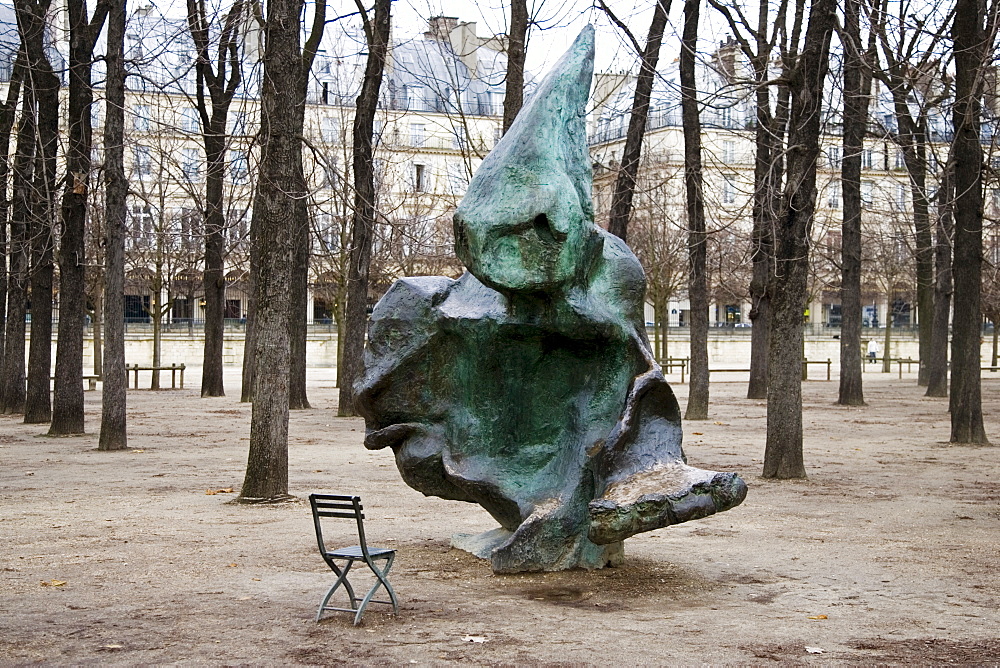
452,528,624,573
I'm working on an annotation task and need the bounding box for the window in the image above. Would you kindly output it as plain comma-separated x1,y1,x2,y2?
180,107,199,133
230,150,249,184
722,174,737,204
129,204,154,247
896,184,907,208
719,106,733,128
722,140,735,163
408,86,425,111
413,163,427,192
895,150,906,169
321,116,338,143
827,146,841,168
862,148,874,169
447,161,468,193
410,123,425,147
177,207,201,249
134,145,152,178
451,131,466,151
133,104,151,132
182,147,201,180
827,182,841,209
861,180,874,207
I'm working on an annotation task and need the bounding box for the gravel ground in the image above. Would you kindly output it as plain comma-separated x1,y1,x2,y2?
2,369,999,665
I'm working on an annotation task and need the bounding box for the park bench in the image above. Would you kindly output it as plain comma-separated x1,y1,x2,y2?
663,358,832,382
309,494,398,625
127,364,185,390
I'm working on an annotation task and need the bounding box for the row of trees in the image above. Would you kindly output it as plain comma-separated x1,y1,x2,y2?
0,0,993,499
601,0,995,478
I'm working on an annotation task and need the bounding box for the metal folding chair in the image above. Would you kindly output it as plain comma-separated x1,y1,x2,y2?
309,494,399,625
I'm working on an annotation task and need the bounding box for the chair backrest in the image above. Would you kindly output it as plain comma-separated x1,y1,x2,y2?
309,493,371,558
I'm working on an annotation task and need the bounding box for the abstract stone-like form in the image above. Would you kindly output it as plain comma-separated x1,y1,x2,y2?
356,26,747,573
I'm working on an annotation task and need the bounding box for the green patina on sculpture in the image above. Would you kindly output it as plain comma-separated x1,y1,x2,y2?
356,26,747,573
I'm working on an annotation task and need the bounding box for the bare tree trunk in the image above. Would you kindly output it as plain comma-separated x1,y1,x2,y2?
681,0,708,420
51,0,107,434
238,0,325,501
926,169,952,396
240,282,255,401
201,129,227,397
502,0,527,134
763,0,836,478
1,82,35,415
22,0,60,425
949,0,990,444
0,56,22,414
98,0,127,451
92,289,103,377
606,0,670,242
837,0,869,406
288,195,310,409
338,0,391,417
881,313,893,373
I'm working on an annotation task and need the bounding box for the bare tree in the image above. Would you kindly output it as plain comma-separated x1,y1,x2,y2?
0,54,24,414
20,0,60,425
238,0,325,502
51,0,110,434
681,0,709,420
99,0,128,451
502,0,527,134
188,0,245,398
600,0,671,243
1,78,33,415
838,0,875,406
926,165,953,396
873,2,952,387
706,0,792,400
763,0,836,479
948,0,991,444
337,0,391,417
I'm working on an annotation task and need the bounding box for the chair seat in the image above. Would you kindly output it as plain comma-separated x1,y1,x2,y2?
326,545,395,559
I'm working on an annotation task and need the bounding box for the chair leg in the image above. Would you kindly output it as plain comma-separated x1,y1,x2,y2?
316,560,356,621
353,554,397,626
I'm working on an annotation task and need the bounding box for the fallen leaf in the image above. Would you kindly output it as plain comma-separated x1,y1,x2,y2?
805,647,825,654
205,489,218,495
462,635,487,643
131,449,145,453
807,614,828,620
41,579,66,587
205,488,235,495
692,432,703,436
252,578,261,582
101,644,123,650
227,563,238,568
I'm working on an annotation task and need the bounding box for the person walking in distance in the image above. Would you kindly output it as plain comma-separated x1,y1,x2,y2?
867,338,880,364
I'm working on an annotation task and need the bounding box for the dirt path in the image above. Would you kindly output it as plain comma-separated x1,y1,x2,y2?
2,371,999,665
